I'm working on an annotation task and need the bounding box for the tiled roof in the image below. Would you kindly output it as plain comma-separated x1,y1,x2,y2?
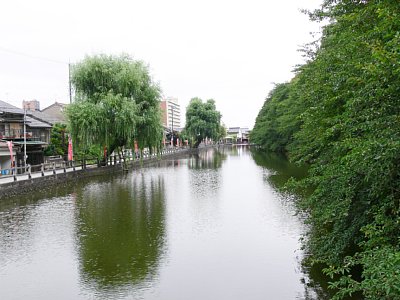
0,100,25,114
26,116,51,128
28,110,62,126
0,100,51,128
42,101,68,111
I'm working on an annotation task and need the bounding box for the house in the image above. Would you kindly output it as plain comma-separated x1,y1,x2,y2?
29,109,65,126
224,127,250,144
241,128,250,143
22,100,67,125
41,102,68,123
0,100,52,167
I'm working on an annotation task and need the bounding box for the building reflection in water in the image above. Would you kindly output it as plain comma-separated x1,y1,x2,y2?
74,173,166,294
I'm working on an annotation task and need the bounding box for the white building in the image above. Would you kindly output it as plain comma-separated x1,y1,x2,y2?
225,127,250,144
160,97,181,130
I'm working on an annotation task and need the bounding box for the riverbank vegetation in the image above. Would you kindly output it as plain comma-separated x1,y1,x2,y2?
67,54,163,159
251,1,400,299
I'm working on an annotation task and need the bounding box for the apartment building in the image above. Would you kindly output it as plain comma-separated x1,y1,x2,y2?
22,99,40,111
160,97,181,130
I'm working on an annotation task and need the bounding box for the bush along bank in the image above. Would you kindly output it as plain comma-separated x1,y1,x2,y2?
251,1,400,299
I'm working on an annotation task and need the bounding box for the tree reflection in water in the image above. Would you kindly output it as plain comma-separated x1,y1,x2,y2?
75,173,166,293
250,148,346,300
188,147,227,170
250,149,308,189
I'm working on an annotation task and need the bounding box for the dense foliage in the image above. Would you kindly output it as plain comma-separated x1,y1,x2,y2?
251,82,302,153
67,54,163,157
251,1,400,299
44,123,68,157
184,98,223,147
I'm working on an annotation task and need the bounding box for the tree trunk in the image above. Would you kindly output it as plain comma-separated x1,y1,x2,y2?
193,137,202,148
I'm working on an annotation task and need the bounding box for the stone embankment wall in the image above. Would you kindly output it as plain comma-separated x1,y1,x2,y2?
0,148,200,199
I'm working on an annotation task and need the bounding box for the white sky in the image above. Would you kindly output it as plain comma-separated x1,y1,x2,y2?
0,0,323,128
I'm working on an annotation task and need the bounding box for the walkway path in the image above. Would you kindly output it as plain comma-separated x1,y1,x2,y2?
0,165,84,185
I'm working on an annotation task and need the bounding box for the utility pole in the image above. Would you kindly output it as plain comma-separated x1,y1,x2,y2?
68,62,72,104
171,104,174,146
23,108,27,172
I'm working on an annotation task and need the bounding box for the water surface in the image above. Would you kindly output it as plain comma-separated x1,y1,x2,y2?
0,146,328,299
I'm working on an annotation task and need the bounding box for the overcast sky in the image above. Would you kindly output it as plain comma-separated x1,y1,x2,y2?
0,0,322,128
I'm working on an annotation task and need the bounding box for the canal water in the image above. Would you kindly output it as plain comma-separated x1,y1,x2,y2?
0,147,329,299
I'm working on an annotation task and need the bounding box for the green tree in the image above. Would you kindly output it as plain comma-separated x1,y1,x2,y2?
184,98,222,148
250,82,299,153
218,124,227,142
250,82,302,153
252,1,400,298
44,123,68,156
67,54,163,159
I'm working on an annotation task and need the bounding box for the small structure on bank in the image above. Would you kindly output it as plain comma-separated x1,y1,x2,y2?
224,127,250,144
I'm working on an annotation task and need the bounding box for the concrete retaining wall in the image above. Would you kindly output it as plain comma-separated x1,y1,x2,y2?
0,148,201,199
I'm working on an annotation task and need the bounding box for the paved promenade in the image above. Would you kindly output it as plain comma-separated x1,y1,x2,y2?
0,165,84,185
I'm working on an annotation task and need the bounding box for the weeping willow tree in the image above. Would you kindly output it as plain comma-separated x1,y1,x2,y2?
185,98,223,148
67,54,163,160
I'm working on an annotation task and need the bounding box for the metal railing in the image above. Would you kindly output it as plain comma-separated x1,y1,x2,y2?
0,146,191,183
0,130,45,141
0,129,33,139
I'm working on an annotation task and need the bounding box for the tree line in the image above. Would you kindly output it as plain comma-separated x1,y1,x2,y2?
43,54,224,160
251,1,399,299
